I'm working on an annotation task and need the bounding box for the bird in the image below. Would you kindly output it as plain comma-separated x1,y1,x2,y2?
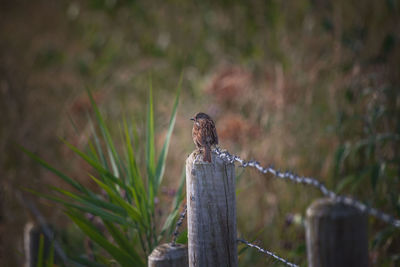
191,112,219,162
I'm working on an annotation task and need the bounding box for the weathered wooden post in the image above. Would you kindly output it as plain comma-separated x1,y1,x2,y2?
306,198,368,267
148,243,188,267
186,150,238,267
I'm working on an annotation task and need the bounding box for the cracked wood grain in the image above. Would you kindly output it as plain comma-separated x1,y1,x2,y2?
186,151,238,267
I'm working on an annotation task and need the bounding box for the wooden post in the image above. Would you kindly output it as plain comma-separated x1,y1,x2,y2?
148,243,188,267
186,150,238,267
306,198,368,267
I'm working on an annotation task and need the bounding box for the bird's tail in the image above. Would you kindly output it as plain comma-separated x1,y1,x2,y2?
204,145,211,162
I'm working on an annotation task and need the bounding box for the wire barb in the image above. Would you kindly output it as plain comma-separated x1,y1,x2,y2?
214,147,400,228
238,238,299,267
171,204,187,246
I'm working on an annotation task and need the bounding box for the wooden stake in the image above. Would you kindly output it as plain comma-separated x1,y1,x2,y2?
148,243,188,267
186,151,238,267
306,198,368,267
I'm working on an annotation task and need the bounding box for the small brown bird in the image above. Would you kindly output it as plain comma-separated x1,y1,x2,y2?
191,112,219,162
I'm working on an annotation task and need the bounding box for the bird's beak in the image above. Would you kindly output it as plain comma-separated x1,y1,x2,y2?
190,117,195,121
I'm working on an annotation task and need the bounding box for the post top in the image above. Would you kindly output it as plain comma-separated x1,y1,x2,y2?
306,198,364,219
148,243,187,261
186,149,233,166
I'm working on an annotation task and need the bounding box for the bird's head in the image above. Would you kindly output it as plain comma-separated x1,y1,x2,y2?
190,112,211,122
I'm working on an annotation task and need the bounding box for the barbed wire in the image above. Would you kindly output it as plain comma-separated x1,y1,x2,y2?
171,204,187,246
214,147,400,228
238,238,299,267
171,148,398,265
170,204,297,265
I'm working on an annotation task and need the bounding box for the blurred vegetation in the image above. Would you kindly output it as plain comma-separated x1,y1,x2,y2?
23,86,184,266
37,234,55,267
1,0,399,266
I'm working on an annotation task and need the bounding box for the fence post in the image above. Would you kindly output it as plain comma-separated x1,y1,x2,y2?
306,198,368,267
186,150,238,267
148,243,188,267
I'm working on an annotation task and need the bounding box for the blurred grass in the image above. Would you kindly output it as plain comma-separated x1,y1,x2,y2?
1,0,400,266
36,234,55,267
22,83,184,266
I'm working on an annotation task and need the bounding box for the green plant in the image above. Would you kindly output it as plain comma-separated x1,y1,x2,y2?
36,234,55,267
22,78,184,266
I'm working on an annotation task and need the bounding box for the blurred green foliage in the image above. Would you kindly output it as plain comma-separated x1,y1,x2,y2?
36,234,55,267
23,82,184,266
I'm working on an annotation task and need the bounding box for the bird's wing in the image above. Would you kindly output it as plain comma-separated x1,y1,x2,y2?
212,120,218,145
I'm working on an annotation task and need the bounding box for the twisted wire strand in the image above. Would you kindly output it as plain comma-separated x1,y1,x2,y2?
238,238,299,267
214,147,400,228
171,204,187,246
